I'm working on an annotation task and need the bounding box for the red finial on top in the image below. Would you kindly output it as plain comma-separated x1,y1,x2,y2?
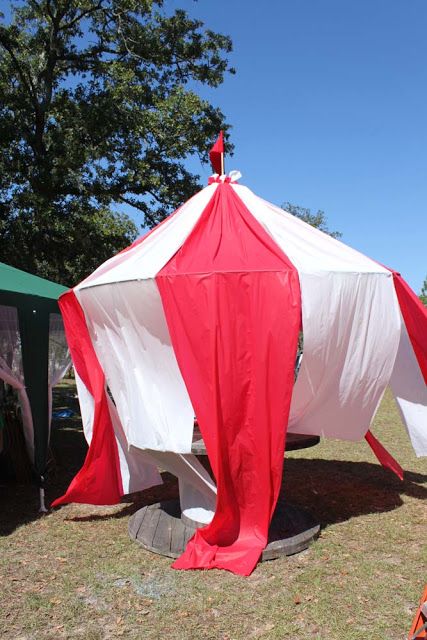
209,131,224,175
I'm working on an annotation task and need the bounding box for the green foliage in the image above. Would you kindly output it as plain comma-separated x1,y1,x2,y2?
282,202,342,239
420,276,427,306
0,0,233,285
2,197,138,286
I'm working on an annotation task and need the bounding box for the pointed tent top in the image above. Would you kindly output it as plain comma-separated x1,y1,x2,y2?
208,170,241,184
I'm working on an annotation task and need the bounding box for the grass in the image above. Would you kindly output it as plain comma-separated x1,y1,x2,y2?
0,381,426,639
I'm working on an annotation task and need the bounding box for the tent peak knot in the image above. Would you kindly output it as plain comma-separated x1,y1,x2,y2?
208,170,242,185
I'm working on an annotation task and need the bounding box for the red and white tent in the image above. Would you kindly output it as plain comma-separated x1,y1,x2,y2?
53,171,427,576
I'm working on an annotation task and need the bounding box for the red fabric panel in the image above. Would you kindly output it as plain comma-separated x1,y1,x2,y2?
51,291,123,507
156,183,301,575
364,430,404,481
209,131,224,175
392,272,427,385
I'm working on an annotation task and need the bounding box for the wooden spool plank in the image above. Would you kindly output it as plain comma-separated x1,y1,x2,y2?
134,506,162,555
262,503,320,561
183,524,196,548
128,503,148,540
152,507,174,556
170,515,186,558
129,501,195,559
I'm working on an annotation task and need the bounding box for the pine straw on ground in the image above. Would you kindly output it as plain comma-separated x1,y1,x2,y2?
1,382,426,640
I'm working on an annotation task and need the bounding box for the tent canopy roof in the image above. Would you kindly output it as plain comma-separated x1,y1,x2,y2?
0,262,67,301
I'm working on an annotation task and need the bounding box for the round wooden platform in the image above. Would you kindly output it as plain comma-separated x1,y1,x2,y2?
284,433,321,451
129,497,320,562
190,431,320,455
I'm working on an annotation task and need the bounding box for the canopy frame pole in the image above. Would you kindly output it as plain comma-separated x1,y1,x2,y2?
39,485,48,513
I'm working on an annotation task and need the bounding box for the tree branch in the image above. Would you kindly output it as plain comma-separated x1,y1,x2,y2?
28,0,42,12
45,0,55,22
0,31,39,112
117,194,147,212
59,1,105,32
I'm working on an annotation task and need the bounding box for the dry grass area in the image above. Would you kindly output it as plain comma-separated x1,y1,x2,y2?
1,382,426,640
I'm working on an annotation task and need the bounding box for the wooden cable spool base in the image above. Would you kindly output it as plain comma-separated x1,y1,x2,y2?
129,431,321,562
129,497,320,561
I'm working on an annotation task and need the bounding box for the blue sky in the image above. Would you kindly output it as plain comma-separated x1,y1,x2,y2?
2,1,425,291
169,0,427,293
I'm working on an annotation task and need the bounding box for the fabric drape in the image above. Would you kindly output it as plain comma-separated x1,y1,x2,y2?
388,272,427,456
157,183,301,575
232,184,402,443
392,272,427,384
52,290,124,506
52,291,162,507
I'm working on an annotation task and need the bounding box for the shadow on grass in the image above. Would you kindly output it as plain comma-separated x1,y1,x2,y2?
0,419,86,536
2,381,426,537
62,458,426,534
66,471,180,523
282,457,427,530
0,384,86,536
2,450,426,536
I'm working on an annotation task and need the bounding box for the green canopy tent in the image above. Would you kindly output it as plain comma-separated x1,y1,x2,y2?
0,262,69,508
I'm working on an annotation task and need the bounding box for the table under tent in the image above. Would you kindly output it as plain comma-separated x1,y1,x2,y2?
53,171,427,576
0,262,70,509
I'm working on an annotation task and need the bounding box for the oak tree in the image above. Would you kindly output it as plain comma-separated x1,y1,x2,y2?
0,0,233,284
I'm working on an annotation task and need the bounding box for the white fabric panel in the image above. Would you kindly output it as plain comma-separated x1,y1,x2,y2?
74,371,162,493
143,449,216,524
74,370,95,443
389,319,427,456
0,304,34,460
233,185,402,440
48,313,71,434
232,184,390,274
107,398,162,494
287,272,401,439
78,183,217,290
77,279,194,453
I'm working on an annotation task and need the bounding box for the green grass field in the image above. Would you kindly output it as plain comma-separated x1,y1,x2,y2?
1,382,426,639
